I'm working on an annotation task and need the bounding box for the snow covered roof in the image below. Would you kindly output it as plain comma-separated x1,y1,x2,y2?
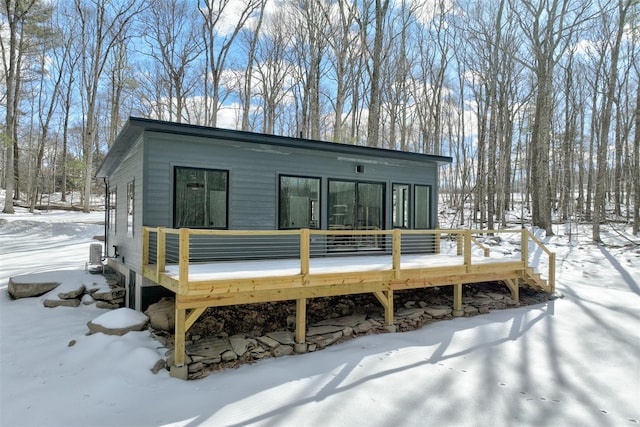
96,117,452,178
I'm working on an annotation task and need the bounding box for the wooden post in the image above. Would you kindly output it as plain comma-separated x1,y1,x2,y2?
521,228,529,266
392,229,401,279
549,252,556,292
171,304,187,379
178,228,190,294
374,291,394,327
142,227,149,265
464,230,472,267
295,298,306,344
157,227,166,276
300,229,310,275
453,283,462,311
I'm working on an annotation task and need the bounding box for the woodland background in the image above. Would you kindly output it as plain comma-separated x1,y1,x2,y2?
1,0,639,242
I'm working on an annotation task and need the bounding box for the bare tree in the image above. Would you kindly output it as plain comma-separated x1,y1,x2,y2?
142,0,202,123
511,0,593,235
74,0,143,212
1,0,42,213
593,0,633,242
365,0,390,147
199,0,260,127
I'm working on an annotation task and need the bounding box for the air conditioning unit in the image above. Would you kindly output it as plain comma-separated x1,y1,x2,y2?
88,243,103,273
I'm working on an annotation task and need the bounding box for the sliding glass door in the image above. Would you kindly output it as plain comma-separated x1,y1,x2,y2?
328,180,384,250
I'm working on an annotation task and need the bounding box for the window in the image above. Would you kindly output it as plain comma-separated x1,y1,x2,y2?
414,185,431,229
329,180,384,230
127,181,134,236
174,167,228,228
392,184,409,228
108,189,117,233
279,175,320,229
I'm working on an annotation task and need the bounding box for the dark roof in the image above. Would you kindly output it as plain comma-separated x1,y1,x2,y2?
96,117,452,178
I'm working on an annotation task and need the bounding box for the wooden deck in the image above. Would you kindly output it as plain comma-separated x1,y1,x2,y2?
141,227,555,378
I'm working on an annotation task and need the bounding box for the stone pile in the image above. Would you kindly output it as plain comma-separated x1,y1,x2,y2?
42,275,126,309
148,288,529,380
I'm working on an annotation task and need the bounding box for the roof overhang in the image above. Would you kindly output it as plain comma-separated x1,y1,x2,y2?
96,117,453,178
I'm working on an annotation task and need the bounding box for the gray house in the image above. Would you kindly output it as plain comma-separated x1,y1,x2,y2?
96,117,452,310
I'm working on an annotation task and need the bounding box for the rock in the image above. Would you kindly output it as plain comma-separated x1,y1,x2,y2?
188,362,205,373
221,350,237,362
342,326,353,337
96,301,120,309
87,308,149,336
68,340,76,347
250,347,268,359
353,320,373,334
8,278,60,299
151,359,166,374
58,285,86,300
92,287,125,302
81,294,95,305
464,305,479,315
313,314,367,327
310,331,342,349
229,335,251,356
256,335,280,349
473,297,493,306
294,343,307,353
452,309,464,317
187,337,233,359
145,298,175,332
43,298,81,308
306,324,345,337
266,331,295,345
396,308,425,320
487,292,505,301
272,345,293,357
424,306,452,318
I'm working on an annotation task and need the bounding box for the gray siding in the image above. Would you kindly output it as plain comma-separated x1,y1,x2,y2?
111,130,442,265
143,131,439,232
106,135,144,271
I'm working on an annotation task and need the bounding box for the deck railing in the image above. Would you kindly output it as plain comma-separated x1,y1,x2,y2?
142,227,555,293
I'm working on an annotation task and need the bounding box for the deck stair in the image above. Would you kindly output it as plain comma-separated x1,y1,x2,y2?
521,267,550,292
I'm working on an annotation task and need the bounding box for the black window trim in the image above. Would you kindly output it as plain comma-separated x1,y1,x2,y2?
413,184,432,230
327,178,386,230
278,174,322,230
392,182,411,229
173,166,229,229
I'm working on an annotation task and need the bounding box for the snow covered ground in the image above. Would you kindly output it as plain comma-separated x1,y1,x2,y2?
1,204,639,427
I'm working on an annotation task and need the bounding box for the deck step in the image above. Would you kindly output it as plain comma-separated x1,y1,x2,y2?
520,267,550,292
521,267,550,292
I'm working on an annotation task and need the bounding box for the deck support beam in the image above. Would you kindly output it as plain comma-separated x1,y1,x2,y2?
373,290,394,326
453,283,462,311
504,278,519,301
295,298,306,344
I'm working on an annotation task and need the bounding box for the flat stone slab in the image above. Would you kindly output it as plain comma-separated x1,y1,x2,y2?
424,306,452,318
306,324,345,337
8,278,60,299
87,308,149,336
313,314,367,327
187,337,233,358
44,298,80,308
266,331,295,345
58,285,86,300
396,308,425,320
